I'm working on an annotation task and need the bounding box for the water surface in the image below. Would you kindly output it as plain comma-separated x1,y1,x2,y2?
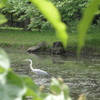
5,48,100,100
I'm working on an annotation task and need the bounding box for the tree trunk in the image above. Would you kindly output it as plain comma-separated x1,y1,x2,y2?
23,18,31,31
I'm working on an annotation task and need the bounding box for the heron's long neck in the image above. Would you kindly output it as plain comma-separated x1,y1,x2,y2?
29,61,34,71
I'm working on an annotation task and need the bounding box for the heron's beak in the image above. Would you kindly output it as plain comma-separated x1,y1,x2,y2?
23,59,26,61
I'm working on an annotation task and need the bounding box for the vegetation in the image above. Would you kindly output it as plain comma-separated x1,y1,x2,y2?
1,0,88,30
0,25,100,53
0,29,57,47
77,0,100,53
1,0,100,51
0,0,100,100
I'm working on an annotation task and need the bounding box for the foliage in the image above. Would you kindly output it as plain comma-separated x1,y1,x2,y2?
0,0,7,24
0,0,100,99
77,0,100,54
1,0,89,30
0,14,7,25
52,0,88,22
0,49,26,100
30,0,68,48
1,0,100,50
0,29,100,51
1,0,68,47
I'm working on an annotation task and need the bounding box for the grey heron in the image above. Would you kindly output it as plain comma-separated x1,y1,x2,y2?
23,59,51,77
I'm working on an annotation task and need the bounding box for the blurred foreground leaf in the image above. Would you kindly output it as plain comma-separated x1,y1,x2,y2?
0,0,8,25
0,67,5,73
0,14,7,25
45,78,71,100
50,78,61,94
31,0,68,48
0,49,26,100
23,76,41,99
77,94,86,100
77,0,100,54
0,49,10,70
0,71,26,100
0,49,10,84
0,0,8,8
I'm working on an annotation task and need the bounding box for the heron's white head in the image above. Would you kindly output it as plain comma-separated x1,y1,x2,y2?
23,59,32,62
23,59,33,69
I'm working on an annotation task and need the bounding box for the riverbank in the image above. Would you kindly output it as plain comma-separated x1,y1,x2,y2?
0,28,100,56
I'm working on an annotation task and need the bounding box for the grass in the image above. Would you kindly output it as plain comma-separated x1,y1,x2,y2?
0,29,58,47
0,26,100,52
0,29,78,48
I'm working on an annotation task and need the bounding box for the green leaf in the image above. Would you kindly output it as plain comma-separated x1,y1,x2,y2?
0,14,7,25
22,76,39,97
0,48,10,71
23,76,38,92
31,0,68,48
77,94,87,100
44,93,65,100
77,0,100,54
23,76,44,100
50,78,61,94
0,0,8,8
0,67,5,73
62,84,70,99
0,71,27,100
0,3,3,8
49,78,72,100
0,49,9,85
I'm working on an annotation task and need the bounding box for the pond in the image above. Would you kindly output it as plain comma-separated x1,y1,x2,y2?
4,47,100,100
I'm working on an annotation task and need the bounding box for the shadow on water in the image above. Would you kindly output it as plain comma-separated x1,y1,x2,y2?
5,48,100,100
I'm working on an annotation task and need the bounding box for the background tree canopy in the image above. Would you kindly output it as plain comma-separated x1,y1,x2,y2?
1,0,90,31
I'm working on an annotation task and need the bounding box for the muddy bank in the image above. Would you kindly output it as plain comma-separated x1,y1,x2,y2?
27,41,100,56
1,41,100,56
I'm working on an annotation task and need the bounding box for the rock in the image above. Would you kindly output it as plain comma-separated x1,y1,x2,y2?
27,46,40,52
50,41,65,54
27,42,48,53
27,41,65,54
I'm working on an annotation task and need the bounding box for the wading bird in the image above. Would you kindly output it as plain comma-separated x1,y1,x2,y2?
23,59,51,77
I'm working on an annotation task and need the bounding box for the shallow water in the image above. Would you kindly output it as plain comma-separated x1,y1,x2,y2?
5,48,100,100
